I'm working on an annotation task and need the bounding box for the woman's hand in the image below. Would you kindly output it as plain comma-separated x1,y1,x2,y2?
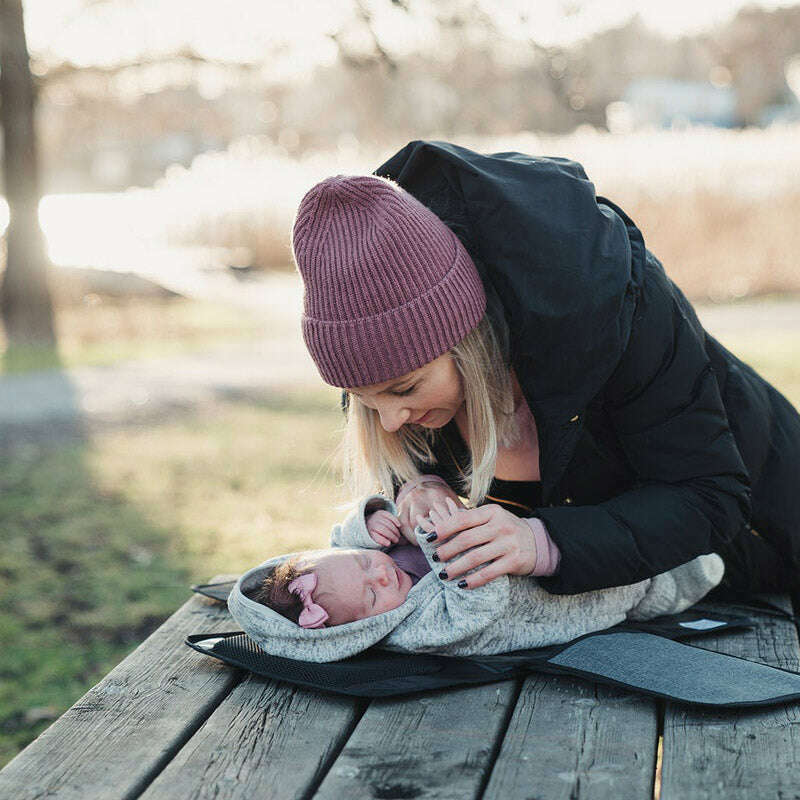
396,482,465,545
365,509,402,547
419,497,538,588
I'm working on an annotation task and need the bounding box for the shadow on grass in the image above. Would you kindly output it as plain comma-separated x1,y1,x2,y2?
0,347,192,769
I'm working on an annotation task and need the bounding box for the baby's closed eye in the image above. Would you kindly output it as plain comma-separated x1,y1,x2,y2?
357,554,379,607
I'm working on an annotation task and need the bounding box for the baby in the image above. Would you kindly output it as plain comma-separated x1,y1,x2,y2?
230,493,726,663
250,505,431,627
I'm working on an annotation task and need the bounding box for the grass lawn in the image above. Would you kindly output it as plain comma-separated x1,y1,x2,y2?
0,383,348,767
1,296,799,769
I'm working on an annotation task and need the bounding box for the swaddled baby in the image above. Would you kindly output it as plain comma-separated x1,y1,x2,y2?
228,495,724,663
251,545,424,628
250,504,440,628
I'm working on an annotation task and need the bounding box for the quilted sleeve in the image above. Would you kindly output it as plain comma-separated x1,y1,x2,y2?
329,494,399,551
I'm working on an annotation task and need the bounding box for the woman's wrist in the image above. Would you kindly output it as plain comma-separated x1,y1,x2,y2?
395,474,449,506
523,517,561,576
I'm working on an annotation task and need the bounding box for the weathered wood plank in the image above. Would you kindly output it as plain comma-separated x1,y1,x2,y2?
314,680,519,800
139,674,362,800
661,595,800,800
0,586,239,800
483,673,658,800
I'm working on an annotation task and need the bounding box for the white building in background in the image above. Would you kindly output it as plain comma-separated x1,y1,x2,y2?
608,78,738,131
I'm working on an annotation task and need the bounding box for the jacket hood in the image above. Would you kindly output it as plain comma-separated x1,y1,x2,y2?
227,550,428,663
375,140,647,499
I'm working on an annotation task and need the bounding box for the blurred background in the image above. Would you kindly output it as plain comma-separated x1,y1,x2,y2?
2,0,800,766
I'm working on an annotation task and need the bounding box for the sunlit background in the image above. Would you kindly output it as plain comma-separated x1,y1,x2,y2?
5,0,800,303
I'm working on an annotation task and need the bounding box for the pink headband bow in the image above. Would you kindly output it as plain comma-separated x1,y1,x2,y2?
288,572,329,629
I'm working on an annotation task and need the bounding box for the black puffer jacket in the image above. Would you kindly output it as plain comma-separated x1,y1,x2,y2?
365,140,800,596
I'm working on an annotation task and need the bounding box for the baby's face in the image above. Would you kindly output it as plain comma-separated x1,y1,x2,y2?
310,549,414,626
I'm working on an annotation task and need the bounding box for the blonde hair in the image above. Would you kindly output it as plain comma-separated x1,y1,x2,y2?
338,313,521,509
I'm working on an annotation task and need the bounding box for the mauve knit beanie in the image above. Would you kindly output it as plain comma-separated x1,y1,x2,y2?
291,174,486,388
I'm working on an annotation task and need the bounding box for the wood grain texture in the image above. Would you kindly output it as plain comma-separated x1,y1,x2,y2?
661,595,800,800
483,673,658,800
6,576,796,800
0,584,238,800
314,680,519,800
139,673,361,800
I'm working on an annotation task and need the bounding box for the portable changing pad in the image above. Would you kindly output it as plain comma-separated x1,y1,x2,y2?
187,582,800,708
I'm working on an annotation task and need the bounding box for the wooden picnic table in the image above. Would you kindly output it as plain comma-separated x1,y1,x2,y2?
2,577,800,800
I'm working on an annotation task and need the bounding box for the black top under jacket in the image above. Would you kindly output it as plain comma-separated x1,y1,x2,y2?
348,139,800,596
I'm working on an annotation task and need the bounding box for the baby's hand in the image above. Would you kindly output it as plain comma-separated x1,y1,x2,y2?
366,509,402,547
416,496,466,535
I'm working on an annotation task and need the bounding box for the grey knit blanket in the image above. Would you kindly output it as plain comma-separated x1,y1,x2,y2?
228,494,724,663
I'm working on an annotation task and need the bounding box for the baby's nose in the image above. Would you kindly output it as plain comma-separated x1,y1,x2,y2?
375,563,393,586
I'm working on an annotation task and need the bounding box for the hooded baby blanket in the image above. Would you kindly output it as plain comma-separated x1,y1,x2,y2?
227,495,724,663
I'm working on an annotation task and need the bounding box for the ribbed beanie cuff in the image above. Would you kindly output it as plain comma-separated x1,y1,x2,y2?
292,174,486,387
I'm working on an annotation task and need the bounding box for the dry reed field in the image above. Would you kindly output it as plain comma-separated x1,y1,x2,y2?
156,125,800,302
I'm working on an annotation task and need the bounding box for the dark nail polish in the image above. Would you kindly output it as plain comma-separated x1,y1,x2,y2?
431,551,440,562
457,580,468,589
425,531,438,542
438,569,448,580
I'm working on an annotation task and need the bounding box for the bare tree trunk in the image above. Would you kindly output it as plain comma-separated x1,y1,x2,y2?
0,0,55,347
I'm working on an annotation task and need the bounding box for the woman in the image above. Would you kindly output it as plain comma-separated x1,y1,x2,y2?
291,140,800,599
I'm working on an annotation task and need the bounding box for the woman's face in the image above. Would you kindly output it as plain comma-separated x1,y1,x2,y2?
311,549,414,625
347,353,464,433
